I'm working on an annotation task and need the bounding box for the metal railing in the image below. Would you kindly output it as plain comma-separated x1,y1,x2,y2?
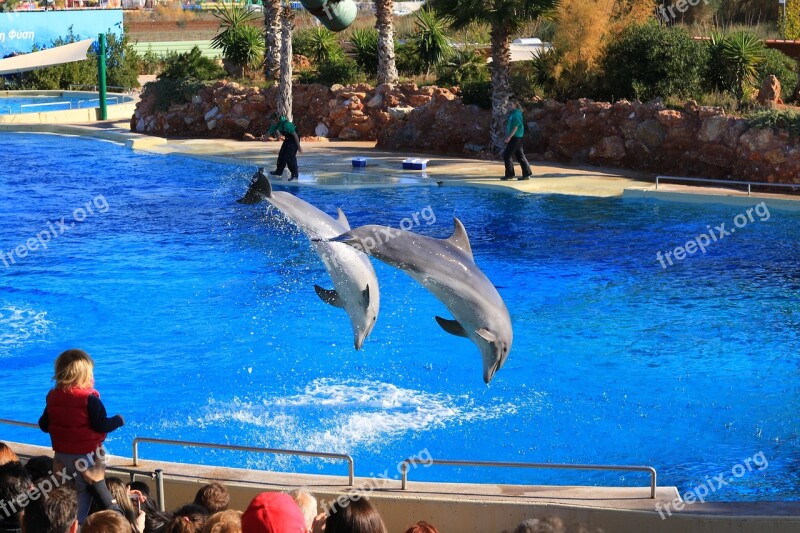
69,84,130,93
133,437,355,486
655,175,800,197
14,97,121,114
399,457,658,499
0,419,167,511
0,418,39,429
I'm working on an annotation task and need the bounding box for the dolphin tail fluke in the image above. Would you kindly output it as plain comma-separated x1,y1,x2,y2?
435,316,469,338
237,169,273,204
314,285,345,308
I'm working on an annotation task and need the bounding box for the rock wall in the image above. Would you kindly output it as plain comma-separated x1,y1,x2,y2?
131,80,460,143
131,81,800,184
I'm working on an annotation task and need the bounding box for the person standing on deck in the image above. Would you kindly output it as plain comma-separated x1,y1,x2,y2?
501,101,533,181
266,113,303,182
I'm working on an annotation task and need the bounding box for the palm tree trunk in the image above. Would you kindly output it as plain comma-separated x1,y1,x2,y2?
264,0,282,81
489,21,513,153
375,0,399,84
278,1,294,121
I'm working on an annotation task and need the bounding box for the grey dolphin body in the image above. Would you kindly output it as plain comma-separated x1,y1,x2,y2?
331,219,512,383
238,172,379,350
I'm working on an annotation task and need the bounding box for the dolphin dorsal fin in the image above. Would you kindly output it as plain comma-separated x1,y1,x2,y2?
435,316,468,338
336,208,351,230
447,217,473,260
314,285,345,308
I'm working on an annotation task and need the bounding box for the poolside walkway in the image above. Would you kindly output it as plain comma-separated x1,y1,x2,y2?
4,119,800,209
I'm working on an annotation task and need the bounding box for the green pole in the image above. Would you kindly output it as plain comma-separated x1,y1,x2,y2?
97,33,107,121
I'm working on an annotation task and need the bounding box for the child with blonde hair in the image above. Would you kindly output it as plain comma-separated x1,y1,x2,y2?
38,348,125,524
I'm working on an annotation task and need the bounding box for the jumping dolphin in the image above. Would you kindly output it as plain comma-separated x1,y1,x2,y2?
330,219,512,383
238,170,379,350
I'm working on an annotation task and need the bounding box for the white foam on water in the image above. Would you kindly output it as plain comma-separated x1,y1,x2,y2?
193,378,544,469
0,305,52,354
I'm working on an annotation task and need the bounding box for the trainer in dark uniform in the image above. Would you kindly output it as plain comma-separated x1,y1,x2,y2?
267,113,303,181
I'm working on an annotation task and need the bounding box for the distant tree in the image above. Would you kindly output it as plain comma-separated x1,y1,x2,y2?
264,0,282,80
429,0,559,151
787,0,800,40
375,0,399,83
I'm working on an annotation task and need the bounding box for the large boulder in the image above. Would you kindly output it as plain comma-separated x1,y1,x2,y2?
756,75,783,107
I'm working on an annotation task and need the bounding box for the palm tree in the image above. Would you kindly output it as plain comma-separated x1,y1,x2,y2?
375,0,399,84
278,0,294,120
429,0,559,150
264,0,282,80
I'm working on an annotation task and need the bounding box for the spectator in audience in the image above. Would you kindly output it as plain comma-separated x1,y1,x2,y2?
38,348,125,524
512,516,565,533
202,510,242,533
164,504,208,533
194,482,230,514
241,492,307,533
81,510,133,533
316,497,387,533
126,481,171,533
21,485,78,533
288,490,317,533
23,455,54,483
0,462,31,533
403,522,439,533
0,444,18,467
104,477,141,532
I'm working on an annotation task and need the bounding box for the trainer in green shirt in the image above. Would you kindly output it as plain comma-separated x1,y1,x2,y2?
501,101,532,181
505,107,525,139
266,114,303,181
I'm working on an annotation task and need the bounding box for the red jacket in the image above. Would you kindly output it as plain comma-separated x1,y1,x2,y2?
45,387,107,455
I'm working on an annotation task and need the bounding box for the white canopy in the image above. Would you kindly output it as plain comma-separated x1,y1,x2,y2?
0,39,94,76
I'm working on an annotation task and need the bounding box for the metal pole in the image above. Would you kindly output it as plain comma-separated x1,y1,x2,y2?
97,33,107,120
155,469,165,512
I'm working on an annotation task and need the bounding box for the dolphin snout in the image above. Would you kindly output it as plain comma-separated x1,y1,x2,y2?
483,359,501,384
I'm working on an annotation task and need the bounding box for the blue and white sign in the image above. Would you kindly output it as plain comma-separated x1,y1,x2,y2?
0,10,123,56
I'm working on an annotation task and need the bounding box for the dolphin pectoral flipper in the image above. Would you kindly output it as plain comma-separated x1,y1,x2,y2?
447,217,473,260
336,208,351,230
314,285,345,308
435,316,469,338
361,285,370,309
475,328,497,343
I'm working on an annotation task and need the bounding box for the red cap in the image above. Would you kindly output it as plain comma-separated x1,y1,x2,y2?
241,492,308,533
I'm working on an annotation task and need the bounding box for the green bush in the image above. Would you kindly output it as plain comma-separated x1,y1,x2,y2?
147,77,207,112
137,47,162,75
435,48,487,87
298,57,360,85
349,28,379,74
396,41,425,76
158,47,226,81
211,3,264,75
461,79,492,109
15,31,139,91
600,21,708,102
747,108,800,136
294,27,344,64
757,48,799,101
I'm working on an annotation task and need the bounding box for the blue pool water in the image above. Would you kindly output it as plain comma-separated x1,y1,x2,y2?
0,132,798,501
0,94,127,114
